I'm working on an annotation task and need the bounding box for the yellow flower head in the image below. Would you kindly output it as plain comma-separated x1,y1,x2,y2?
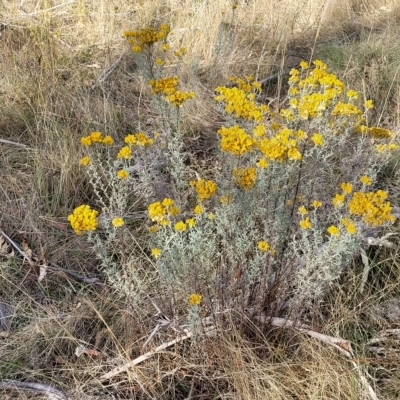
256,158,268,168
79,156,91,166
169,206,180,216
102,135,114,145
360,175,372,185
186,218,196,227
219,194,234,205
151,248,161,259
135,132,154,146
148,201,167,222
162,198,174,207
365,99,374,109
298,205,308,215
258,240,270,252
332,193,345,208
194,204,203,214
311,133,324,146
189,293,202,306
311,200,322,208
300,60,309,69
117,146,132,159
340,182,353,194
112,217,124,227
174,221,187,231
346,90,358,99
124,134,137,145
327,225,340,235
341,217,357,234
299,217,312,229
68,204,98,235
232,167,257,190
191,179,217,200
117,169,129,179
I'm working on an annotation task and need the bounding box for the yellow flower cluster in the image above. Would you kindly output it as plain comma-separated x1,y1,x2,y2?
151,247,161,259
149,76,179,95
327,225,340,235
360,175,372,185
79,156,91,166
257,128,303,162
284,60,361,122
148,76,195,106
375,143,398,153
217,125,254,155
331,101,362,116
123,24,170,52
299,216,312,229
81,132,114,146
367,127,394,138
332,182,353,207
117,146,132,159
232,167,257,189
174,221,187,231
257,240,270,252
174,47,186,57
148,198,180,225
219,194,234,205
190,178,217,201
311,133,324,146
117,169,129,179
68,204,98,235
348,190,396,226
189,293,202,306
227,75,262,92
165,90,195,106
341,217,357,234
112,217,124,227
135,132,154,146
215,86,269,121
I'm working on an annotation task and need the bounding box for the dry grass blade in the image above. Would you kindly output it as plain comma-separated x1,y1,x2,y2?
255,316,379,400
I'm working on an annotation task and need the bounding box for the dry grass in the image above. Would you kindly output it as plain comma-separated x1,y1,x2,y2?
1,0,400,398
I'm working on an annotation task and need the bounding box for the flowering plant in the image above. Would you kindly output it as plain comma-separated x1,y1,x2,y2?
68,25,398,326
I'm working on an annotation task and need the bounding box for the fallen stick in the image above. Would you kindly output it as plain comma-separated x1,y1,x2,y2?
0,380,68,400
98,325,216,381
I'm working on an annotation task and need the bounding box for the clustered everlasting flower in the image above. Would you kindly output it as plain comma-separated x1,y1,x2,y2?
257,240,270,252
68,205,98,235
149,76,195,106
189,293,202,306
190,179,217,201
151,247,161,259
123,24,170,52
299,216,312,229
124,132,154,147
217,125,254,155
81,131,114,146
257,127,303,162
112,217,125,227
232,167,257,190
79,156,91,166
148,197,180,225
348,189,396,226
215,85,269,121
